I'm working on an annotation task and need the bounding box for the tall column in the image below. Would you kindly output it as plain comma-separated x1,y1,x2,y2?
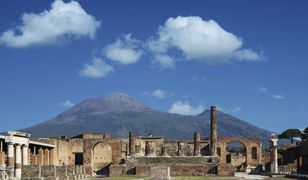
22,145,29,165
210,106,217,156
7,142,15,178
15,144,22,178
194,132,201,156
129,132,136,156
0,140,2,152
38,148,44,165
270,134,279,173
44,149,50,165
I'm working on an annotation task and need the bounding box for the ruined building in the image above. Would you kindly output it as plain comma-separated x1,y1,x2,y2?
1,106,303,179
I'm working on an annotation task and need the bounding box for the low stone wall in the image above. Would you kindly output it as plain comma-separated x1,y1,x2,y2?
21,165,86,180
110,156,228,177
126,156,220,166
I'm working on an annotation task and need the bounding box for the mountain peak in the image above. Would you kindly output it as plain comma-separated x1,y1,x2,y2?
67,93,153,115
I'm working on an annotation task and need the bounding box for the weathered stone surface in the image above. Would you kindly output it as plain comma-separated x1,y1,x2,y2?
136,166,151,176
126,156,220,167
150,167,170,180
41,165,56,177
109,164,126,176
56,166,67,178
170,165,216,176
22,165,40,178
217,164,235,176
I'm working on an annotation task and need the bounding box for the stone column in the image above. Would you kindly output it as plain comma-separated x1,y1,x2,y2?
44,149,50,165
22,145,29,165
270,134,279,173
7,142,15,178
38,148,44,165
145,141,156,156
178,142,185,156
210,106,217,156
28,148,31,165
194,132,201,156
129,132,136,156
50,148,54,165
15,144,22,178
0,140,2,152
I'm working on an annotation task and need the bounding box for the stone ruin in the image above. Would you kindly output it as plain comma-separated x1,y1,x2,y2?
0,105,282,179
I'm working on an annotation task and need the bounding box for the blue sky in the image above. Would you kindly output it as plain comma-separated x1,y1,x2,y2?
0,0,307,133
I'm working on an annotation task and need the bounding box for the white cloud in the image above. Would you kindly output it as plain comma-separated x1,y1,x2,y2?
59,100,75,108
152,89,167,99
192,76,206,82
0,0,101,48
227,106,242,113
152,54,175,69
142,89,175,99
104,34,143,65
169,100,204,116
260,87,268,92
272,94,285,100
147,16,263,65
80,57,113,78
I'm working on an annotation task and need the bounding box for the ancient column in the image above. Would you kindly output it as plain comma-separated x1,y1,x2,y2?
38,148,44,165
194,132,201,156
178,142,185,156
0,140,2,152
15,144,22,178
50,148,54,165
210,106,217,156
44,149,50,165
22,145,29,165
145,141,156,156
129,132,136,156
7,142,15,178
28,148,31,165
270,134,279,173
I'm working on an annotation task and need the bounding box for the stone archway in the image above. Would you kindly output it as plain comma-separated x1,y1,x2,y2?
92,142,112,175
225,141,247,171
217,137,262,167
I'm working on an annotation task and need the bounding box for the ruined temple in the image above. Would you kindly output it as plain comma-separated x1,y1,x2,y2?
0,106,307,179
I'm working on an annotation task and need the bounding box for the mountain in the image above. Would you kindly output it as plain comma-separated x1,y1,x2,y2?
21,93,272,146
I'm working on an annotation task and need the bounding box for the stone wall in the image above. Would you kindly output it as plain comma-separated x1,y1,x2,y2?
21,165,86,179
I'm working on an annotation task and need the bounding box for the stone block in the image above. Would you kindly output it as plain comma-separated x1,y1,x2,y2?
150,167,171,180
22,165,40,178
136,166,151,176
109,164,126,177
217,164,235,176
56,166,67,178
41,165,56,177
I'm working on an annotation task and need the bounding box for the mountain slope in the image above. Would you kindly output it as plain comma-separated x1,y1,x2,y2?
21,93,272,145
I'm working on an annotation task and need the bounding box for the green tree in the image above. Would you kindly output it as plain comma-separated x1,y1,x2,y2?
303,127,308,141
278,128,303,143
